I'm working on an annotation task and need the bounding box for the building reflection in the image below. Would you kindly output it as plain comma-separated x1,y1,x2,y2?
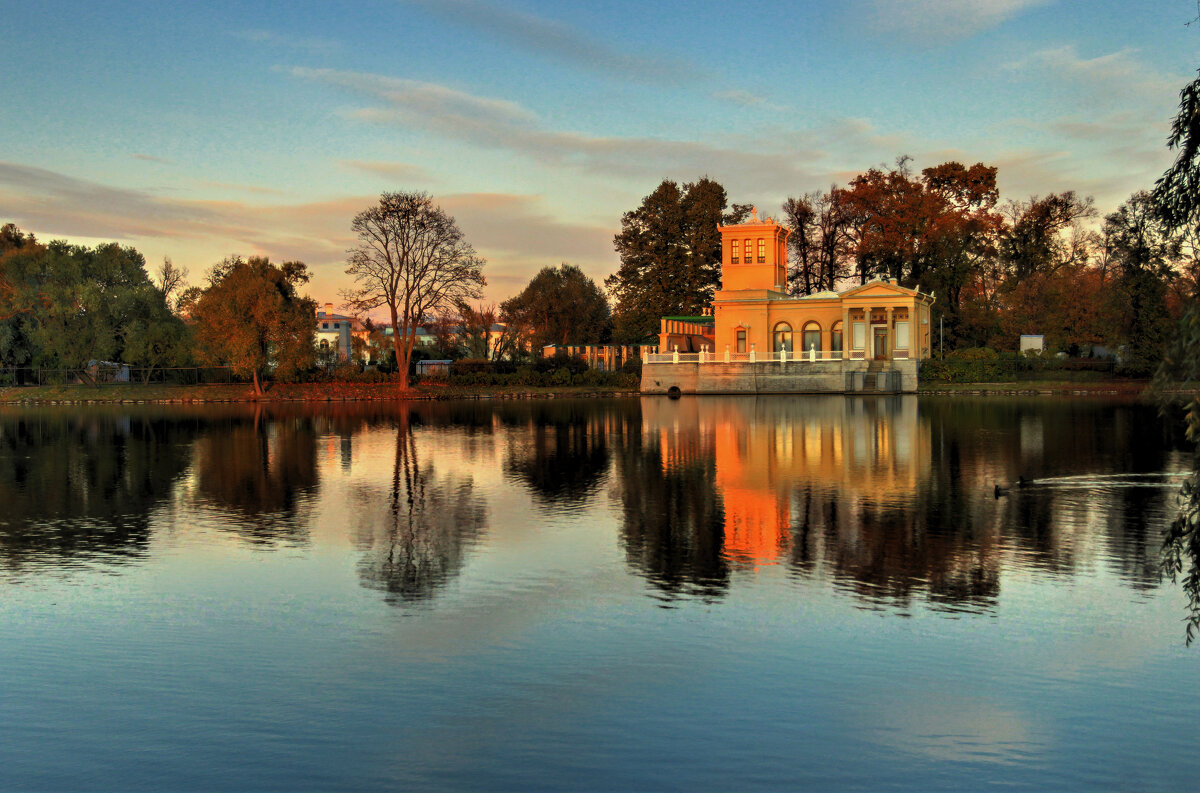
625,395,1179,612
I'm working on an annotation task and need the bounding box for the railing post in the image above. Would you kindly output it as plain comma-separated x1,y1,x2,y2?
780,347,786,364
809,345,816,363
672,345,679,364
749,345,756,363
698,349,705,364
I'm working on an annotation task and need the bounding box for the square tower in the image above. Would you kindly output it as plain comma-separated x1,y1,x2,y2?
717,207,789,292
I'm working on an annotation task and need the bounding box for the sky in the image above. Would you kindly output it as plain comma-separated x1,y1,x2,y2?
2,0,1198,310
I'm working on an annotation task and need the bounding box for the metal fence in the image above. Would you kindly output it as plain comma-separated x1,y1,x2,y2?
0,367,247,387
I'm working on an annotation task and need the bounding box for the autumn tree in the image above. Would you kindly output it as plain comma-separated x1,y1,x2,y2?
190,256,316,395
502,263,612,350
607,178,749,342
839,158,1001,347
0,225,43,368
978,192,1099,350
343,192,485,390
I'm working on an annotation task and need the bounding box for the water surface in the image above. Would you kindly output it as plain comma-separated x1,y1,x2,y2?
0,396,1195,791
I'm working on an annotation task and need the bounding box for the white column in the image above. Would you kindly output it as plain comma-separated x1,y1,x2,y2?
865,308,873,360
842,308,850,360
885,306,894,359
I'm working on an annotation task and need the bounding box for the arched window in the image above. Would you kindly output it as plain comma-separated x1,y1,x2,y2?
773,321,793,353
831,321,843,354
757,238,766,263
802,321,821,354
320,339,330,350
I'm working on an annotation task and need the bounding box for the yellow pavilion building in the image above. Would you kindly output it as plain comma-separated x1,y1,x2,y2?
643,209,936,394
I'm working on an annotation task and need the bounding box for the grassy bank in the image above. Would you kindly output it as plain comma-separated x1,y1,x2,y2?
918,380,1152,395
0,381,640,404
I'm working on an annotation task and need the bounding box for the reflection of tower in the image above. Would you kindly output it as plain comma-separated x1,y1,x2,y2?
715,417,790,565
703,396,930,567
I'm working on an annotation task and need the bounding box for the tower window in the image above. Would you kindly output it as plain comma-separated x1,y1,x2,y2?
757,238,766,263
731,239,739,264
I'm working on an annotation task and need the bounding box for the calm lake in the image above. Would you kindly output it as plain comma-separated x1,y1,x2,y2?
1,396,1197,792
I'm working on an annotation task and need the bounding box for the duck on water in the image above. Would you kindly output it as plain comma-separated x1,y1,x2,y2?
994,477,1030,498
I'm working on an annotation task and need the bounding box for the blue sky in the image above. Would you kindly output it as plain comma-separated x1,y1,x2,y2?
2,0,1197,304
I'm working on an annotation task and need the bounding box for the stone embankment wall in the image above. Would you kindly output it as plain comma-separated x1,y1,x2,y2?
640,359,920,394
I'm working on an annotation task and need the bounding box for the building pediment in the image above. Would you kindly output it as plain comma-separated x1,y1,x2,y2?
839,279,933,302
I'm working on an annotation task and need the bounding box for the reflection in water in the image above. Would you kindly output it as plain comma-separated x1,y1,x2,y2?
612,403,729,600
627,396,1185,613
193,406,319,545
356,413,488,605
503,402,616,510
0,409,198,570
0,397,1184,616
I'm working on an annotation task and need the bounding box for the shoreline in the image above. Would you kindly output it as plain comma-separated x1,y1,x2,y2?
0,382,640,405
0,380,1180,404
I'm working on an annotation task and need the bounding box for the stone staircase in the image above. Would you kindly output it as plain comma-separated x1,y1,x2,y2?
859,360,893,393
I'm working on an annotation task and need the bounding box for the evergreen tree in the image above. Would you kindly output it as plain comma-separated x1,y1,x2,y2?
606,178,748,342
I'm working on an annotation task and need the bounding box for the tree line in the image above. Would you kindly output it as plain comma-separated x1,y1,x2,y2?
5,71,1200,389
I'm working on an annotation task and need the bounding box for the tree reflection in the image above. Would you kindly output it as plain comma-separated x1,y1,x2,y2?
612,404,729,600
357,413,488,605
504,401,615,510
193,406,318,545
0,409,197,570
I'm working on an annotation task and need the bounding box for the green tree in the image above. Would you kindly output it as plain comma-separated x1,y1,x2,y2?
1150,69,1200,643
1153,70,1200,232
606,178,749,342
343,192,486,390
1102,191,1181,368
25,241,182,373
502,263,612,350
190,256,316,395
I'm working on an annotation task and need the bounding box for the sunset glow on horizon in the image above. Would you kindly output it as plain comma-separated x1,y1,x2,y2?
3,0,1196,311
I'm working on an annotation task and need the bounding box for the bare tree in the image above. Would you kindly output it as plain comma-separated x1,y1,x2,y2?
343,192,486,389
155,257,188,313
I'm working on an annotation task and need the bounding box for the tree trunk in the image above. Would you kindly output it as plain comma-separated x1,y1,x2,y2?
252,369,263,396
390,305,410,391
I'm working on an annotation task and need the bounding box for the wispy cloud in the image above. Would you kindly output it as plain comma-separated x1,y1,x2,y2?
401,0,701,84
1005,45,1181,102
131,153,173,165
288,67,840,194
339,160,433,184
865,0,1048,43
198,181,288,196
231,29,340,55
712,89,785,111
